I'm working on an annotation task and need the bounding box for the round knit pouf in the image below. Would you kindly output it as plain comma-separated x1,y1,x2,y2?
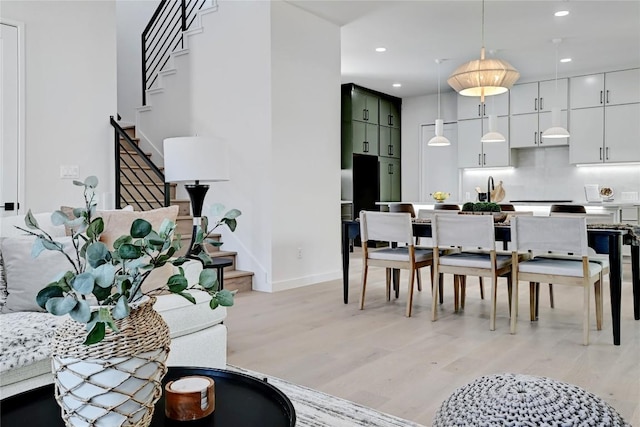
433,373,630,427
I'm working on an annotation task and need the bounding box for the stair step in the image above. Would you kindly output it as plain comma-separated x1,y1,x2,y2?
172,199,191,216
223,270,253,293
120,125,136,139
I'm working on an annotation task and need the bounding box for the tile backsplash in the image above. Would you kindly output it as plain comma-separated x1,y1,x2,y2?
462,146,640,203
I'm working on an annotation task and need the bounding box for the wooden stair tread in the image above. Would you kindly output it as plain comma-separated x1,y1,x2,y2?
224,269,254,278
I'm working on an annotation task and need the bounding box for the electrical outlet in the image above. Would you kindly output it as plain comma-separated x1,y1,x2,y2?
297,247,303,259
60,165,79,179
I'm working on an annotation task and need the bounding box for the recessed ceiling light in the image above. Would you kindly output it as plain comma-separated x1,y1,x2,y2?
392,83,402,88
560,58,572,63
375,47,386,52
554,10,570,17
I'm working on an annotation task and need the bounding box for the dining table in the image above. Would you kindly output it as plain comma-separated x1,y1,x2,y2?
341,219,640,346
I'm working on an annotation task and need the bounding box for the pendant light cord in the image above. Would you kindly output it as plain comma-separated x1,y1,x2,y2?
481,0,485,48
437,60,441,118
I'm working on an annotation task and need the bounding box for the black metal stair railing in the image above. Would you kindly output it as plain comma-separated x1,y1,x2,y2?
110,116,170,210
142,0,208,106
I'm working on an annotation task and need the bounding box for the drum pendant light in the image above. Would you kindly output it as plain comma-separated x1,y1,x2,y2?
542,38,570,139
448,0,520,102
428,59,451,147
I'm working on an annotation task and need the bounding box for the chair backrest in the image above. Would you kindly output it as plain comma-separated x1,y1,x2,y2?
511,216,589,256
417,209,459,220
389,203,416,218
360,211,414,246
432,214,496,250
550,204,586,214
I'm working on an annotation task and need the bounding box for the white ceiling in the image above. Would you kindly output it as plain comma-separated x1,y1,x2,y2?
287,0,640,98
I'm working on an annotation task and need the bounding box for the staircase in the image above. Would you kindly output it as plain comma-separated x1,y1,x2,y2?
116,123,254,293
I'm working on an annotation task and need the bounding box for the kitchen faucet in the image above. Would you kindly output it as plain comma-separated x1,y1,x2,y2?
487,176,495,202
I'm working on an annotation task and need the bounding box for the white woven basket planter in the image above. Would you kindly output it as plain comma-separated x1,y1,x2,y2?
51,297,170,427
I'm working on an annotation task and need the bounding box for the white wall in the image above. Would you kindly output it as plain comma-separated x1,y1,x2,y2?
270,1,341,291
116,0,158,124
186,0,341,291
2,1,117,212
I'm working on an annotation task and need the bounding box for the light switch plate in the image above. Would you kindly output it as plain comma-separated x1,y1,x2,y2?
60,165,79,179
621,191,639,202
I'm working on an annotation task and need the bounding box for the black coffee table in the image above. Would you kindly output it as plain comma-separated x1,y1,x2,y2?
1,367,296,426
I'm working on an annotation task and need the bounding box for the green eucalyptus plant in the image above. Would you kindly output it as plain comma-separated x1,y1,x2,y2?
17,176,240,345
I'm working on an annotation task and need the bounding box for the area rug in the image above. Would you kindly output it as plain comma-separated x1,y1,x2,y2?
228,365,427,427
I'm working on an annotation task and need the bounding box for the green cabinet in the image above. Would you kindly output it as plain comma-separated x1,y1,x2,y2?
342,84,402,215
379,158,401,202
350,87,379,124
379,98,400,128
379,126,400,159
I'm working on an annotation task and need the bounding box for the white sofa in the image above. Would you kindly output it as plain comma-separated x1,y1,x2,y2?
0,212,228,398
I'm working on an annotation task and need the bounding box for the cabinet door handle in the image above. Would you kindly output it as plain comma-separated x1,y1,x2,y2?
363,141,368,152
600,91,604,104
534,98,538,111
388,145,393,156
600,147,603,160
606,90,610,104
483,153,486,165
388,115,393,126
388,163,393,174
478,104,481,117
483,103,486,116
534,131,538,145
606,146,609,160
478,154,482,165
539,97,544,111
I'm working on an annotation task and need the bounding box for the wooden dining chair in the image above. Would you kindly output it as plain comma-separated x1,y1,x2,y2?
431,214,515,331
509,216,604,345
359,211,434,317
389,203,422,291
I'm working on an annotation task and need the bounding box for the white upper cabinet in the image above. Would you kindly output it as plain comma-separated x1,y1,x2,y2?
570,69,640,109
457,92,509,120
457,116,510,168
569,68,640,164
510,79,568,115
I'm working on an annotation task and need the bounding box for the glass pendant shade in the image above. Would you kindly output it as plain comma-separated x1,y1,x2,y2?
542,107,570,139
481,115,506,142
428,119,450,146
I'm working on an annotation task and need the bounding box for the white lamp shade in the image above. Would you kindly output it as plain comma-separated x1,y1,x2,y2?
448,52,520,97
428,119,451,146
163,136,230,183
481,115,506,143
542,107,570,139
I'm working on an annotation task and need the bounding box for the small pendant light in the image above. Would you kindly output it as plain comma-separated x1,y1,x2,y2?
481,51,506,143
428,59,451,147
542,38,570,139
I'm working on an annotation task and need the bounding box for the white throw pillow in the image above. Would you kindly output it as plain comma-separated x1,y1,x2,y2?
0,235,76,313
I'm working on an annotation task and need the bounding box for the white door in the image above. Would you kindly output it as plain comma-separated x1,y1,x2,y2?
0,22,21,217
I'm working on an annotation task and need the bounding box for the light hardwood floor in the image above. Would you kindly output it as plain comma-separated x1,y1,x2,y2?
226,250,640,426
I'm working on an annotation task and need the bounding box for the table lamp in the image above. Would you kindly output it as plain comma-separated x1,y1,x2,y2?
163,136,229,257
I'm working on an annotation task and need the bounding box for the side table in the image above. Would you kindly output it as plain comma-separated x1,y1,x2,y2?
203,257,233,290
1,367,296,426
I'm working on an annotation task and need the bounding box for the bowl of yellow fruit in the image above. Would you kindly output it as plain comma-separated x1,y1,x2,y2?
431,192,450,203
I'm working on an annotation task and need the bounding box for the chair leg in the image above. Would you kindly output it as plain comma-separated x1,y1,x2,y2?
406,268,416,317
595,278,603,331
453,275,460,312
535,282,540,320
529,282,537,321
385,268,392,301
360,265,369,310
510,272,519,335
490,275,498,331
431,265,440,321
439,273,444,304
583,280,590,346
479,277,485,300
549,283,555,308
507,274,513,316
416,269,422,292
460,275,467,310
394,269,400,299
